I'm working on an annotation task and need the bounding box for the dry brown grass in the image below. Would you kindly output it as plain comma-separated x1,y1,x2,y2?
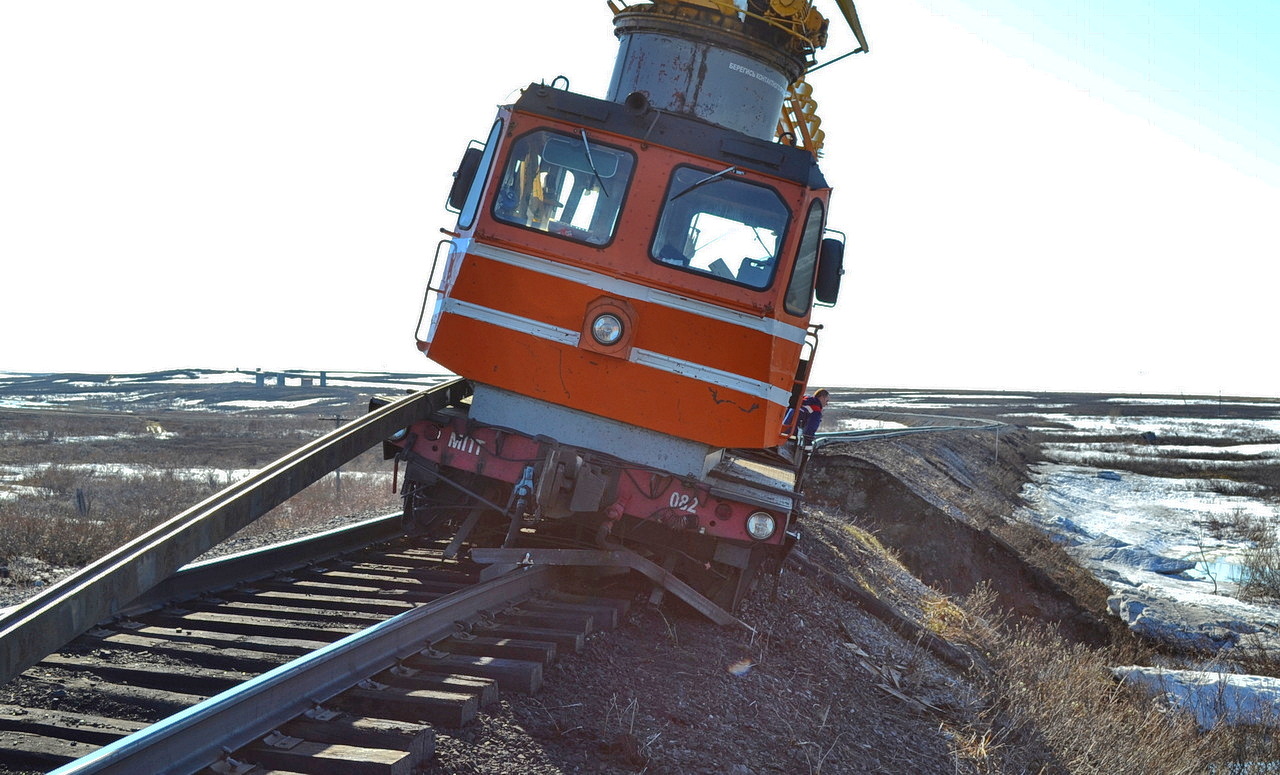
0,470,223,565
1038,446,1280,499
230,470,399,540
802,502,1259,774
948,584,1275,774
0,409,399,572
1238,515,1280,602
0,467,400,570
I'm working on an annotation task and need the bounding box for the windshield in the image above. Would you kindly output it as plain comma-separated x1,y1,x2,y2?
493,130,634,245
650,166,789,290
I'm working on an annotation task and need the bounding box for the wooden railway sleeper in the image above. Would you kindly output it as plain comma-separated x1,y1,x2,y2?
4,535,570,774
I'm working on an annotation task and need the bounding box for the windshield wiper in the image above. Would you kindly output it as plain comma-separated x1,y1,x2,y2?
580,130,610,199
669,166,738,202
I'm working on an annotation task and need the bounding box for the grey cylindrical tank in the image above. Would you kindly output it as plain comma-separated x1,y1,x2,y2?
607,9,805,140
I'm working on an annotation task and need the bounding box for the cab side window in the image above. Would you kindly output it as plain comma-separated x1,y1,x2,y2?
493,130,634,246
455,119,505,231
784,200,825,316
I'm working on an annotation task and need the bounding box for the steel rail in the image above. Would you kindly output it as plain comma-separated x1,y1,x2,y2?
47,565,551,775
0,378,472,686
120,512,405,616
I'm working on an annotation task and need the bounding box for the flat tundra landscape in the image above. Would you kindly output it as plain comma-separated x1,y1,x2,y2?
3,370,1280,773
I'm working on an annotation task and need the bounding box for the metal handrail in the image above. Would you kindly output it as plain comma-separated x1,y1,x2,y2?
414,238,458,344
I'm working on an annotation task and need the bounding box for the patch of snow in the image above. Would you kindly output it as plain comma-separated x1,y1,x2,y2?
1106,587,1271,652
1018,463,1271,560
1102,397,1280,408
839,393,1042,406
0,398,54,409
846,399,1053,411
0,485,48,501
0,463,391,490
0,390,164,406
119,392,164,403
1042,441,1280,460
149,372,257,385
834,418,910,432
877,393,1039,402
40,391,119,401
217,398,331,410
1042,447,1280,471
321,376,452,390
1114,666,1280,729
0,462,260,485
1023,413,1280,441
1074,536,1197,574
1018,397,1280,655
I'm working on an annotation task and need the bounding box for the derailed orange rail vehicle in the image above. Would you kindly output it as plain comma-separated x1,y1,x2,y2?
385,0,867,617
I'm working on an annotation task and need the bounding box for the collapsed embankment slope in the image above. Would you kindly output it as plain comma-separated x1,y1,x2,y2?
804,427,1132,647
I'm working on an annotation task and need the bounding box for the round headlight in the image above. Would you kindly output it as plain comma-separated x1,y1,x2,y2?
746,512,777,541
591,313,624,346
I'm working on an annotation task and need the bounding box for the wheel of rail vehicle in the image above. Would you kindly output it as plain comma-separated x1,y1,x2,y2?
401,473,511,542
672,546,769,612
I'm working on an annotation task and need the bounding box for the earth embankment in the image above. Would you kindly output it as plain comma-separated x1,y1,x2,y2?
805,427,1135,648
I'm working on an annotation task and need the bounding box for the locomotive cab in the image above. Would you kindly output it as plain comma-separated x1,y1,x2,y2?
420,83,835,462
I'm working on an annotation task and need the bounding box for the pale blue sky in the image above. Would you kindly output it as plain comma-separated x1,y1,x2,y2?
916,0,1280,184
1,2,1276,396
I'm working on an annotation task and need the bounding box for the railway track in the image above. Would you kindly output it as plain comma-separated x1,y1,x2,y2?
0,527,630,775
0,382,634,774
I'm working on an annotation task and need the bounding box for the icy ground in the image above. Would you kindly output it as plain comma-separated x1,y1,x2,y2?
1012,409,1280,654
836,390,1280,728
838,390,1280,654
1009,403,1280,730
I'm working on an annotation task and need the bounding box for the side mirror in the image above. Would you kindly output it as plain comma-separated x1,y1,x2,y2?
815,237,844,305
446,146,484,212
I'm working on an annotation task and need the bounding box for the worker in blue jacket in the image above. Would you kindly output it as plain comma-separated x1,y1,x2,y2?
792,388,830,445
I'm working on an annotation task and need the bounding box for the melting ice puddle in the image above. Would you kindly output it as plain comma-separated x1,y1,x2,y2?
1191,558,1245,585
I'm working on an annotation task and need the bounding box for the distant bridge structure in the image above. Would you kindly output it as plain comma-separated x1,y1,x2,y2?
249,369,329,388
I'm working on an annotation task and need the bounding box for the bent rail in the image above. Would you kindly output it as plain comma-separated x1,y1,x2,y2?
0,378,472,686
120,512,407,616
